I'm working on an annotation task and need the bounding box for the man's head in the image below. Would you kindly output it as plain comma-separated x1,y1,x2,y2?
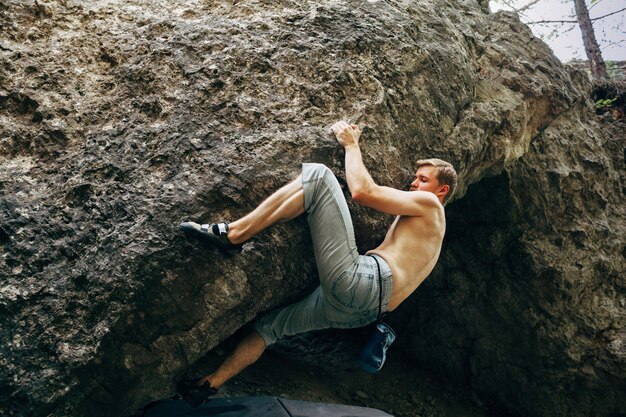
410,158,458,205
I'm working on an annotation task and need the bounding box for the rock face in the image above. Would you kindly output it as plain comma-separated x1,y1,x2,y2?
0,1,623,416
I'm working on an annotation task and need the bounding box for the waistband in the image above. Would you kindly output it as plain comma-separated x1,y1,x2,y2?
368,254,394,314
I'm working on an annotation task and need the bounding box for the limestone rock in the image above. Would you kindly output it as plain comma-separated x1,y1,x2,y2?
0,1,623,416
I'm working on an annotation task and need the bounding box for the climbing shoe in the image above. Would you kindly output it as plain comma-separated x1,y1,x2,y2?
358,322,396,373
176,378,218,408
179,221,243,254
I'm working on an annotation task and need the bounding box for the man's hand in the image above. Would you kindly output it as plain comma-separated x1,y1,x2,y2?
330,120,361,149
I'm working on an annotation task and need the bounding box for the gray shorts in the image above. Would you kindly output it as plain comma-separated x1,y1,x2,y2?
254,163,393,346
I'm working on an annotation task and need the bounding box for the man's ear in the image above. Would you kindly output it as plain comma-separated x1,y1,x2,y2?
438,184,450,197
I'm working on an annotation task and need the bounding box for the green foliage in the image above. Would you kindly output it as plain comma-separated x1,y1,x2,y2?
595,97,618,108
605,61,624,80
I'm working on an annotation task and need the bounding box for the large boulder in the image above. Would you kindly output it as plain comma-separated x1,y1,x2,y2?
0,1,623,416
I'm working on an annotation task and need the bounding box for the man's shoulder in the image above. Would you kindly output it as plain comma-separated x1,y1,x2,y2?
405,191,444,216
409,190,439,205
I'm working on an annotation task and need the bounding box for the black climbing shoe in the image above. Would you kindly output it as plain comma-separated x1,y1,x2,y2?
179,221,243,254
176,378,218,408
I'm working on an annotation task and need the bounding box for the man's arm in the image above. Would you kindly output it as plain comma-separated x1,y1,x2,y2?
330,121,439,217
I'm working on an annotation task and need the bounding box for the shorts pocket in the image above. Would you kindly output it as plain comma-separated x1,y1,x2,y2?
329,268,360,310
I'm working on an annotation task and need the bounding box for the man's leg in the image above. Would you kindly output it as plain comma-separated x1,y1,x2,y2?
194,286,327,390
226,175,304,245
198,330,266,389
180,174,305,251
301,163,359,287
183,164,356,395
180,176,304,393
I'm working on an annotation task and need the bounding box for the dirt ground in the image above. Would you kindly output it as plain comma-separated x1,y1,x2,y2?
177,327,491,417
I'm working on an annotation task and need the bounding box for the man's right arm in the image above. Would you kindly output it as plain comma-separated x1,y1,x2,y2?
353,181,440,217
344,144,439,217
331,120,440,217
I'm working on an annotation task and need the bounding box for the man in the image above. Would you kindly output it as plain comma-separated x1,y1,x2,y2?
177,120,457,405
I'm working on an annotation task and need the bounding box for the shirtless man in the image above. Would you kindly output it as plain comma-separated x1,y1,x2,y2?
177,120,457,405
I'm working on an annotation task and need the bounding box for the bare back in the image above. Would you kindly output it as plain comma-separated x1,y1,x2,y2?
366,204,446,311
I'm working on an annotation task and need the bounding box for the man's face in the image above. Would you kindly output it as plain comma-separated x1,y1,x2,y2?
409,165,442,194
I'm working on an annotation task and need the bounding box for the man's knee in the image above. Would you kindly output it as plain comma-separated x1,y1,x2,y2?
253,315,278,347
303,163,337,185
250,328,268,349
305,163,332,177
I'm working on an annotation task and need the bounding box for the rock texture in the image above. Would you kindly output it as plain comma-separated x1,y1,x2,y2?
0,1,624,417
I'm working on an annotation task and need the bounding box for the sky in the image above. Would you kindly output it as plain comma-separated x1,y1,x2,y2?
489,0,625,63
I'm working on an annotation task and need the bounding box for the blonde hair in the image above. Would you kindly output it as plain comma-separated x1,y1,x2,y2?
416,158,458,204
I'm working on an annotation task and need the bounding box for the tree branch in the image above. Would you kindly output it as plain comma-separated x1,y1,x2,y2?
600,39,625,50
588,0,606,12
514,0,542,14
528,19,577,24
526,6,626,24
552,24,578,39
591,7,626,21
